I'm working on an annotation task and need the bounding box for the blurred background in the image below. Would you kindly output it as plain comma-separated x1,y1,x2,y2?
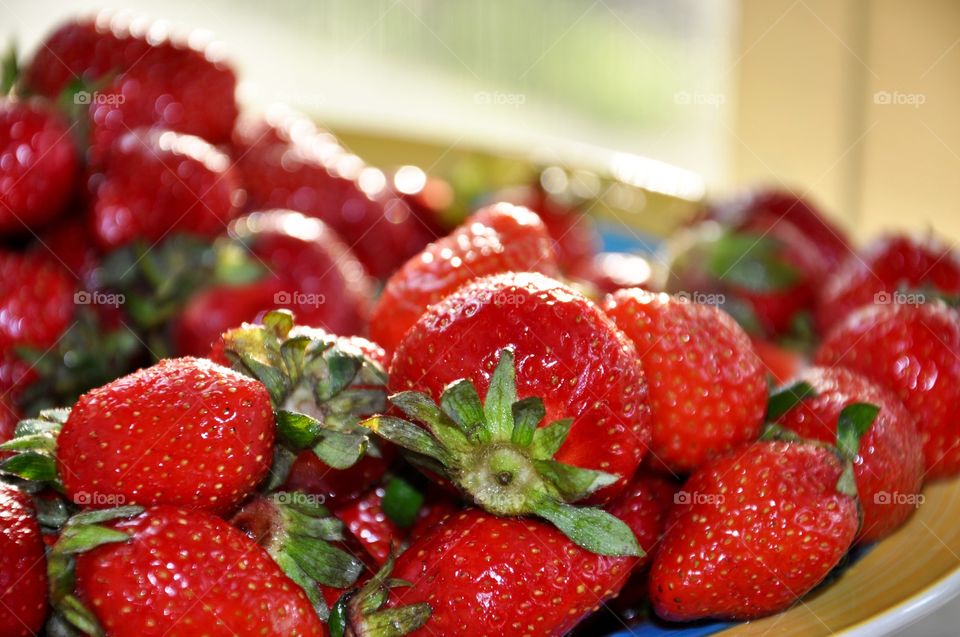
4,0,959,241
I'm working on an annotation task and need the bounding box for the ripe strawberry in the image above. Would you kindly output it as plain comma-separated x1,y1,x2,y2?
604,289,767,472
772,366,923,541
25,13,238,149
650,436,862,621
369,272,649,554
55,505,326,636
815,301,960,479
89,128,243,250
174,210,373,356
33,216,102,290
369,202,559,355
16,357,276,514
750,336,806,384
0,483,47,637
816,234,960,332
0,398,17,456
0,97,78,235
232,107,432,278
389,508,639,636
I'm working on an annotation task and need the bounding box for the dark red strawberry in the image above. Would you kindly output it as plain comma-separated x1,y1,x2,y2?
815,301,960,479
816,234,960,332
38,357,274,514
59,506,326,636
25,13,237,150
336,486,405,566
0,397,17,456
772,366,924,541
389,507,640,636
390,164,455,240
88,128,243,250
232,107,431,278
174,210,373,356
0,483,47,637
369,272,649,554
408,487,460,544
0,97,78,235
604,289,767,472
369,203,559,355
32,216,102,290
650,436,861,621
706,188,852,270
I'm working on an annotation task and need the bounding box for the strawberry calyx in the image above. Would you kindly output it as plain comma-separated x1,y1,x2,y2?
217,310,388,487
45,505,145,637
0,407,70,491
231,491,364,621
361,348,641,557
1,42,17,95
328,554,431,637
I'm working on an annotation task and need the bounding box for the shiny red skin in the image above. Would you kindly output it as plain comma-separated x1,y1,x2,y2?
0,398,17,460
0,251,75,398
392,509,638,637
774,366,923,542
76,506,325,637
750,336,806,385
390,272,651,501
57,357,274,514
604,289,767,473
0,483,47,637
283,451,392,510
0,98,78,235
815,302,960,479
336,486,403,565
706,188,852,270
232,109,430,278
25,14,237,152
816,234,960,332
408,489,460,544
89,128,243,250
650,442,859,621
370,203,559,355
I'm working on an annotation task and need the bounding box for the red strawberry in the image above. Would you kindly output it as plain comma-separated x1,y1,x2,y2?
174,210,373,356
25,13,238,149
773,366,924,541
750,336,806,384
0,483,47,637
0,398,17,455
232,107,431,278
336,486,404,565
578,252,657,296
370,203,559,355
650,439,860,621
408,488,460,544
816,234,960,332
706,188,852,270
33,216,102,290
815,301,960,479
390,508,639,636
0,251,75,398
52,357,274,513
89,128,243,250
0,98,78,235
604,289,767,472
67,506,325,636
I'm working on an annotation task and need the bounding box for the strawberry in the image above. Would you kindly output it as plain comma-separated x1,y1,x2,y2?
604,289,767,473
367,272,649,554
3,357,274,514
387,506,640,636
89,128,243,250
232,107,432,278
0,397,17,456
369,202,559,355
816,234,960,332
0,483,47,637
815,301,960,479
174,210,373,356
750,336,806,384
45,505,325,636
579,252,657,296
336,486,403,566
0,97,78,235
772,366,924,541
649,429,865,621
25,13,238,150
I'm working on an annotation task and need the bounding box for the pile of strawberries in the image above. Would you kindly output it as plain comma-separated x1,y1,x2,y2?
1,11,959,637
